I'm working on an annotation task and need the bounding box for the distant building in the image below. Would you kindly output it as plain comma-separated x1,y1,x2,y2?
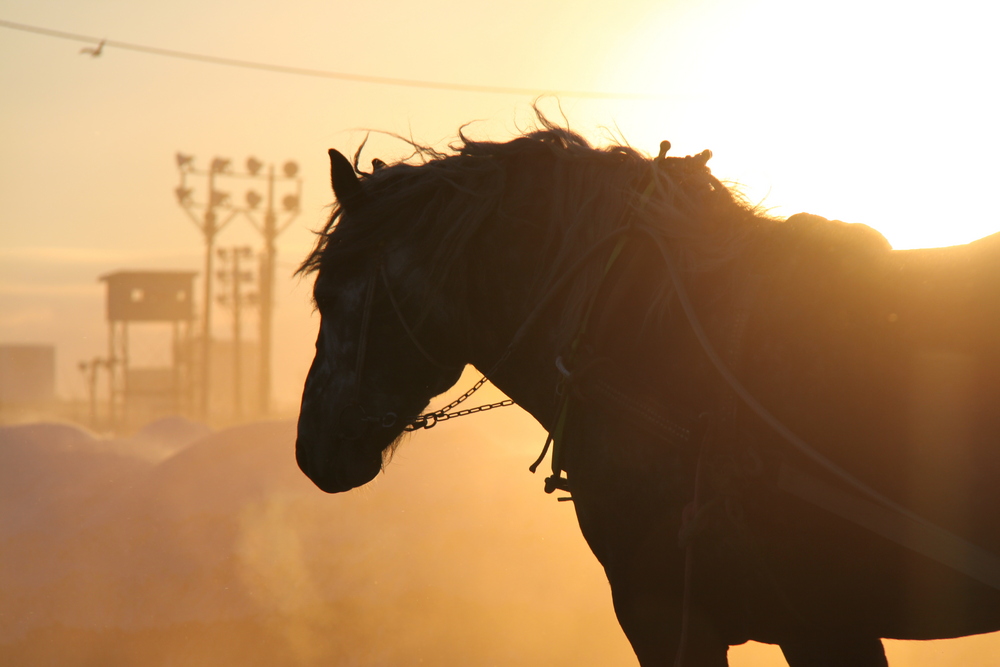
100,270,196,322
96,270,261,428
100,271,197,427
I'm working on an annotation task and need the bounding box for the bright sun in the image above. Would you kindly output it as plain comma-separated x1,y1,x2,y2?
597,0,1000,250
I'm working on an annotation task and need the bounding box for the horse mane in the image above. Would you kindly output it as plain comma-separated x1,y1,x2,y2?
299,116,765,346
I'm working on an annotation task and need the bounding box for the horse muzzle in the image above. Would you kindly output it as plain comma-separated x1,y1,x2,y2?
294,421,384,493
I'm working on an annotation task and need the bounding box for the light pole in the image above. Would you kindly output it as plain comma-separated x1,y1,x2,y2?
241,158,301,416
175,154,239,418
176,152,300,418
216,246,257,420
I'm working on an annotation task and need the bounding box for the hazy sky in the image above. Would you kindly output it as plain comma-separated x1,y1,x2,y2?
3,0,1000,403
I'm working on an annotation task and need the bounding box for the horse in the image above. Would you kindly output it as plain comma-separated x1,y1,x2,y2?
295,122,1000,666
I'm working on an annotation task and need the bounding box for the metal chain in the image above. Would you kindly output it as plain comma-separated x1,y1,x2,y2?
437,373,491,412
404,372,514,431
405,397,515,431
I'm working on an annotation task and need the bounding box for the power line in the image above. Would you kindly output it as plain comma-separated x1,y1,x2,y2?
0,18,664,101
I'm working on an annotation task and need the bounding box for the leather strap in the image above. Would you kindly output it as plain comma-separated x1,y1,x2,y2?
778,462,1000,591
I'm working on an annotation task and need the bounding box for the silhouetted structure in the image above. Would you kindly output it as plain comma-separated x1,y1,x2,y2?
100,270,196,427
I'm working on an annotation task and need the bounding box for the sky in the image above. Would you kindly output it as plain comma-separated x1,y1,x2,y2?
3,0,1000,406
2,1,1000,663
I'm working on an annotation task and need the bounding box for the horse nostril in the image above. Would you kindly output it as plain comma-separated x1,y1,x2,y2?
337,402,370,440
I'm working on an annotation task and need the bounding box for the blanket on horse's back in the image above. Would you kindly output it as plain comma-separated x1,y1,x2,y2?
728,212,1000,635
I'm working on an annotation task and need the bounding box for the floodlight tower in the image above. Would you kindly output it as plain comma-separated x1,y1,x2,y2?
240,158,301,415
175,154,240,417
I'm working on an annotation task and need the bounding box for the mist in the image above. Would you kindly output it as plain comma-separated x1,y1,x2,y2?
4,406,998,665
0,410,643,666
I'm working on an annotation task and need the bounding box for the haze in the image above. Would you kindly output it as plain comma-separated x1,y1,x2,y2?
2,0,1000,664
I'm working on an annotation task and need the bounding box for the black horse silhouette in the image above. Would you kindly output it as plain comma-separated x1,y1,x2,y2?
295,122,1000,666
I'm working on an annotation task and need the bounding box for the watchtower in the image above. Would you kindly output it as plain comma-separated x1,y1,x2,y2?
100,270,197,426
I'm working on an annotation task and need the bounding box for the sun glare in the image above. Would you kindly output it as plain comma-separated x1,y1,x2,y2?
601,0,1000,250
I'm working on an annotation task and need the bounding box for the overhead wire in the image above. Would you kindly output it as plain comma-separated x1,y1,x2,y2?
0,18,664,101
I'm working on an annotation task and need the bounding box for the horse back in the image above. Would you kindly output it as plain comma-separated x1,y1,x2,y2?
734,219,1000,637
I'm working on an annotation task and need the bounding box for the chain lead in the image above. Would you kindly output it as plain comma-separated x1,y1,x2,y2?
404,373,514,431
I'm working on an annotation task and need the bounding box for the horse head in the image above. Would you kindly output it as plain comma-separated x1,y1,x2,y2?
295,132,727,492
296,149,465,493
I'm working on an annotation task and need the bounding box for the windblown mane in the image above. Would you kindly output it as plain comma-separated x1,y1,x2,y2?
299,120,764,345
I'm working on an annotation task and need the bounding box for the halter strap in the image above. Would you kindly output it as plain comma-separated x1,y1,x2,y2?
351,258,380,402
335,259,384,440
379,262,455,370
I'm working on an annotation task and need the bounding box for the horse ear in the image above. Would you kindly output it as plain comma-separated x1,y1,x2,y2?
328,149,366,209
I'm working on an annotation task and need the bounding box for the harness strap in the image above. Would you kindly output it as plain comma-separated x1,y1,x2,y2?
534,141,674,493
674,415,715,667
637,223,1000,593
778,463,1000,590
542,234,630,493
556,357,702,449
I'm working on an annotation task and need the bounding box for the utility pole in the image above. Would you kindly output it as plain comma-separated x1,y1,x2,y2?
241,158,301,416
175,154,239,418
216,246,256,420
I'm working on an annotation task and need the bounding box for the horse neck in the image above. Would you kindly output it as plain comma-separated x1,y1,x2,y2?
457,234,680,432
458,233,567,431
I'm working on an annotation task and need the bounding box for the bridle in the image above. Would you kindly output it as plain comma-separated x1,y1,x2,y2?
334,205,647,440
